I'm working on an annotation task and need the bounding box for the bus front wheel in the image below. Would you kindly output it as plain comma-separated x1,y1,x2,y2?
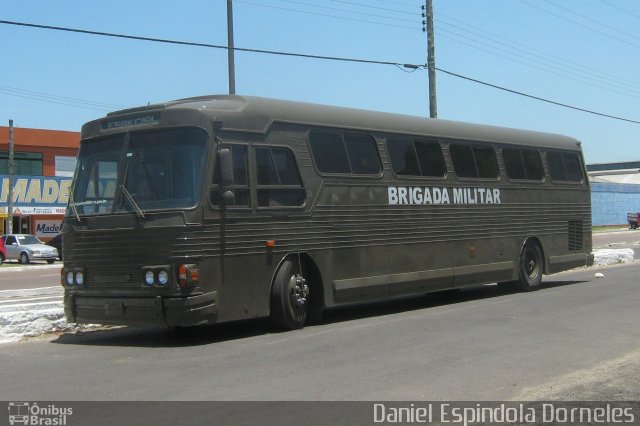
515,240,543,291
270,259,309,330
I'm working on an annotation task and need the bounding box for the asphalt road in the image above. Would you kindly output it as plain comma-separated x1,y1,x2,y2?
0,263,62,290
593,228,640,255
1,262,638,403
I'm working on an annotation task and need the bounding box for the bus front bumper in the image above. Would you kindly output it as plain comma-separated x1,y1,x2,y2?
64,291,218,327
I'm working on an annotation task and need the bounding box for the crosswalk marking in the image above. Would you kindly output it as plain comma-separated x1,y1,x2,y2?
0,296,61,305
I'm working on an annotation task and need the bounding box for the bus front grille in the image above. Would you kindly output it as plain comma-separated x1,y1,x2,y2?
86,270,137,289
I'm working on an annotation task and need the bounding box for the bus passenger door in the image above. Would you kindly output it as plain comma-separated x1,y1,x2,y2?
205,144,259,321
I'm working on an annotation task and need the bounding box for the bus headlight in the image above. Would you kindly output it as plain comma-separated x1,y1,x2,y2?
142,265,172,288
144,270,155,286
157,270,169,286
63,268,85,287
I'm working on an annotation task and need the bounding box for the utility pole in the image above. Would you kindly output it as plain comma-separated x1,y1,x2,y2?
6,120,15,234
422,0,438,118
227,0,236,95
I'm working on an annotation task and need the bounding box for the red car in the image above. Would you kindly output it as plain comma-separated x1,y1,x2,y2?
0,237,6,264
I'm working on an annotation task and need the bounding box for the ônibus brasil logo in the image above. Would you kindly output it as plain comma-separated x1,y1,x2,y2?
8,402,73,425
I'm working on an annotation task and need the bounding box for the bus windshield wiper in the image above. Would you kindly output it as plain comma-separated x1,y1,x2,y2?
119,184,146,219
68,189,82,222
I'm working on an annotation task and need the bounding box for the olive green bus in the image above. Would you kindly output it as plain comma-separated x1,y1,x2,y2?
63,95,593,330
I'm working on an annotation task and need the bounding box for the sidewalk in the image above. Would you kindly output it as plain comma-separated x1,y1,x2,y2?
0,287,67,343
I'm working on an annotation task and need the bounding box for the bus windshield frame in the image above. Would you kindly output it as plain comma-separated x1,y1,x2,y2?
68,127,209,217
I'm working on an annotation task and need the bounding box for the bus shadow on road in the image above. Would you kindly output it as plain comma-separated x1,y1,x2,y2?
51,279,589,348
321,279,589,325
51,319,274,348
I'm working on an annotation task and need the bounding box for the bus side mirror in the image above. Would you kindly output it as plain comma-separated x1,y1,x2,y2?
218,147,236,206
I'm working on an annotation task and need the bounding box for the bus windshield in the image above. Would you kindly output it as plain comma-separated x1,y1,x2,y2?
69,127,208,216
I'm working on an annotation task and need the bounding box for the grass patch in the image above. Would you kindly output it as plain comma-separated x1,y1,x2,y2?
593,225,630,233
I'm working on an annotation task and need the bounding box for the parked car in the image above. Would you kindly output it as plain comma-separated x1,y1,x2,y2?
0,237,6,265
1,234,58,264
46,234,63,260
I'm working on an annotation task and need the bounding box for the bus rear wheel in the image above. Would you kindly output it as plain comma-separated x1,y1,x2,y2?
515,240,543,291
270,259,309,330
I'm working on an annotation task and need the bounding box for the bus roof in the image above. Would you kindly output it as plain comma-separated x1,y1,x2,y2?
96,95,581,150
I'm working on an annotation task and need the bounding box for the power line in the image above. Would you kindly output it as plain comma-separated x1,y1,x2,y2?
264,0,418,23
599,0,640,21
240,0,640,102
234,0,418,30
435,26,640,99
519,0,640,50
0,19,414,67
2,19,639,125
437,68,640,125
327,0,416,16
437,14,640,93
542,0,640,43
0,85,124,109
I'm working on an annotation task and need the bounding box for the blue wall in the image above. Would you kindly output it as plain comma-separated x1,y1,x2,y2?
591,182,640,226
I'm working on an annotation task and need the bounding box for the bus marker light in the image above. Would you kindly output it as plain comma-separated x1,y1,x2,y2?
178,264,199,288
265,240,276,248
190,267,200,283
178,265,187,287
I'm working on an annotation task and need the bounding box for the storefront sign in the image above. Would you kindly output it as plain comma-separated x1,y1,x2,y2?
35,219,63,238
0,175,72,214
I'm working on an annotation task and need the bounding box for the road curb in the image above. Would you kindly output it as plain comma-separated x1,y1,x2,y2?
593,248,634,266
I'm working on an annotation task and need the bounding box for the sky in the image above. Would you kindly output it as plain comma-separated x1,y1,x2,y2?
1,0,639,165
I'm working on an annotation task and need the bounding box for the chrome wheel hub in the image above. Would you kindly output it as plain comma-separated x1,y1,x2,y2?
290,274,309,309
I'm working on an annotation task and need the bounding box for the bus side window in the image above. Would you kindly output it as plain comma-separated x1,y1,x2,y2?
211,145,250,207
309,131,381,176
414,140,446,177
450,144,499,179
256,147,306,207
344,134,382,175
503,148,544,181
309,132,350,174
386,138,445,178
474,146,499,178
387,138,420,176
547,151,584,183
522,149,545,180
450,144,476,178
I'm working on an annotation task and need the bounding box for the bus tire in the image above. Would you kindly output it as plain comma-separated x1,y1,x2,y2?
270,258,309,330
515,240,543,291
